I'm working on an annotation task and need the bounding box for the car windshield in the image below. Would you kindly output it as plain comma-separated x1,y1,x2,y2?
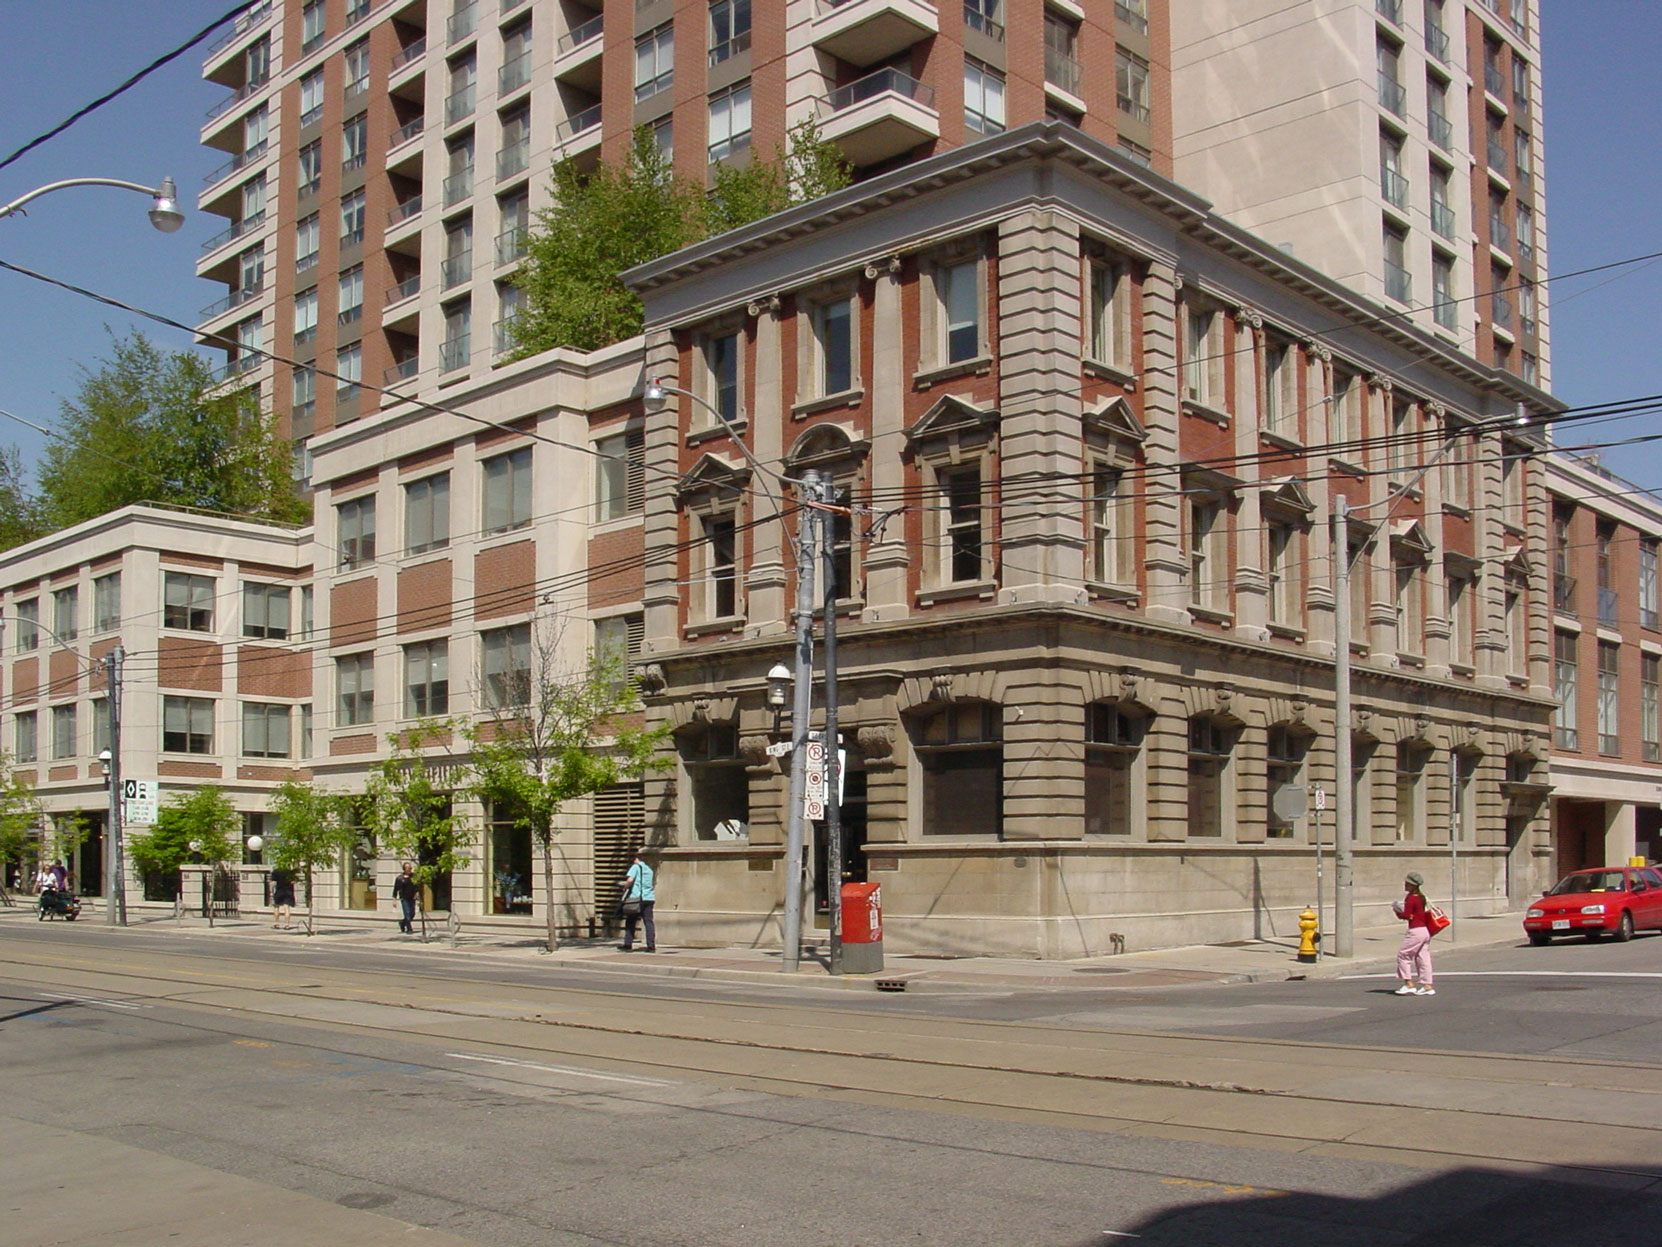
1550,871,1627,895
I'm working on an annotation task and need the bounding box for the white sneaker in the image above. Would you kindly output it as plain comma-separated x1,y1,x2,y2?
1394,985,1417,995
1415,987,1436,996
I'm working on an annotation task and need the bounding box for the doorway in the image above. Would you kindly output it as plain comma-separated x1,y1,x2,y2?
813,768,867,914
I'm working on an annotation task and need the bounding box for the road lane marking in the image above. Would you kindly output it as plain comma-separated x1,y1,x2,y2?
38,991,145,1011
447,1051,673,1087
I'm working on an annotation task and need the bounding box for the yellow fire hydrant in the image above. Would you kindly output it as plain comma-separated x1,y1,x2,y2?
1296,906,1320,964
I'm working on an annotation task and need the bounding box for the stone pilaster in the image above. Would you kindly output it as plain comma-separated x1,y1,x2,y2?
1140,262,1187,624
745,298,789,636
1000,675,1083,841
862,256,910,622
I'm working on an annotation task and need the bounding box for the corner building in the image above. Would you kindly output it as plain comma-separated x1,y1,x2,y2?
630,124,1558,955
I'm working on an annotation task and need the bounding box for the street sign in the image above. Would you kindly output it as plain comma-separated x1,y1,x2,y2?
1272,783,1308,823
122,778,159,827
803,742,828,818
1313,786,1328,812
765,740,793,758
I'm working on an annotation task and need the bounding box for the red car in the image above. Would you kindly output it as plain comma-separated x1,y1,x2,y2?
1524,865,1662,945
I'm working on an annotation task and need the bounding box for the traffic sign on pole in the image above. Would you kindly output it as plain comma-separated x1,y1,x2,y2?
122,778,159,827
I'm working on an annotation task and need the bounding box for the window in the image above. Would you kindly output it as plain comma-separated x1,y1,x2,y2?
342,112,368,170
93,573,120,632
1432,254,1457,330
336,342,362,397
1263,338,1296,433
1086,703,1143,836
1187,716,1233,838
1383,224,1410,303
1642,541,1659,630
1088,257,1131,370
635,23,674,101
293,287,318,344
1267,520,1296,626
1377,38,1404,114
701,513,738,618
301,0,326,50
1394,554,1424,654
163,573,214,632
1116,48,1151,121
683,722,747,839
1597,521,1618,627
340,189,366,244
482,446,532,535
498,106,530,178
966,0,1002,37
442,300,472,371
293,366,316,421
1427,76,1451,147
93,698,116,758
1380,130,1406,209
344,38,370,93
1554,631,1579,750
936,258,981,365
487,799,536,912
1514,129,1533,187
709,0,751,64
1044,12,1080,94
1452,750,1478,842
1182,306,1220,407
1447,571,1473,667
708,82,752,160
916,703,1003,837
52,586,77,641
596,430,645,522
1516,203,1535,261
1266,725,1308,838
938,464,984,585
338,495,376,568
446,132,475,204
1389,401,1414,485
404,641,450,718
964,58,1005,135
336,653,374,727
1598,642,1620,755
14,599,38,652
15,711,36,763
1394,740,1426,840
1188,497,1225,611
447,53,476,122
1330,369,1362,449
242,703,291,758
1644,653,1660,762
297,140,322,195
482,624,531,709
52,704,77,760
243,583,291,639
338,265,364,323
346,0,370,23
299,70,324,125
163,697,214,754
242,174,268,224
595,613,644,675
702,330,741,422
247,34,271,85
296,213,320,270
1089,465,1129,586
809,294,855,397
406,473,450,554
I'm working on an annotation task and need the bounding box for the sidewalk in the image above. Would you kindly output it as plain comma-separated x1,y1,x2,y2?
8,899,1530,993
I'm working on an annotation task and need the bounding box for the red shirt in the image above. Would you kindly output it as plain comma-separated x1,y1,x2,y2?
1402,891,1431,930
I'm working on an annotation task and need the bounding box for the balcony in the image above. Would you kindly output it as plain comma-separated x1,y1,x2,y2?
499,51,532,95
818,67,939,167
1485,63,1505,98
1554,574,1576,614
496,225,528,265
1424,23,1449,63
1045,47,1083,100
388,196,423,228
441,251,473,289
203,1,273,62
1376,0,1402,24
1114,1,1148,34
1487,138,1508,177
1431,200,1456,240
496,140,530,180
554,103,602,156
390,117,424,150
200,211,266,255
1489,216,1511,252
1380,167,1408,211
448,2,478,45
1428,110,1453,151
443,170,475,206
810,0,938,69
385,357,420,385
1434,296,1458,331
440,337,471,373
493,317,521,356
445,84,475,126
1491,291,1514,329
1384,259,1411,304
391,37,427,74
1377,74,1406,117
216,354,262,383
203,140,269,190
386,275,421,306
205,79,270,125
199,283,264,320
553,13,604,91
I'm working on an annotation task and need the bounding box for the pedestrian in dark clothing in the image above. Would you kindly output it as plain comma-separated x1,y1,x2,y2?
270,868,297,929
393,861,419,934
619,850,656,952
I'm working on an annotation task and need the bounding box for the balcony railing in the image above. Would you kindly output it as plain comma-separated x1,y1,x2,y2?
499,52,532,94
1485,63,1505,97
199,283,264,319
203,139,269,187
496,140,530,180
1381,167,1408,210
493,317,521,355
445,84,475,125
1600,587,1620,629
391,37,427,71
204,0,273,59
443,170,474,205
1492,290,1514,328
1490,215,1511,251
205,79,269,124
440,337,471,372
1519,310,1536,336
441,252,473,289
1424,23,1449,63
386,275,421,304
200,210,266,253
1384,259,1411,304
496,225,527,264
558,12,603,54
1431,200,1456,239
1434,296,1458,330
1114,1,1148,33
385,358,420,384
1554,573,1576,613
390,117,424,147
1376,0,1402,23
555,103,602,143
1428,110,1453,151
1377,74,1406,117
1046,48,1082,97
826,67,935,114
448,3,478,44
388,196,423,225
1518,236,1534,266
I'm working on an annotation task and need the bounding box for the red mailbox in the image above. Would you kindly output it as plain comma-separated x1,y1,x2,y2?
840,882,884,973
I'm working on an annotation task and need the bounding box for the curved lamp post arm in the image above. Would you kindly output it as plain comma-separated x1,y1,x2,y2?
0,176,183,233
642,378,801,488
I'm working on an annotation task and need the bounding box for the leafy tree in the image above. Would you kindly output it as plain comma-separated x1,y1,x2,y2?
513,120,851,356
0,764,43,898
32,331,308,536
0,449,44,551
465,621,669,953
267,778,358,935
129,785,238,917
364,721,474,941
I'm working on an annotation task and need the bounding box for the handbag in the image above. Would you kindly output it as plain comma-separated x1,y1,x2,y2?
619,896,642,918
1425,905,1451,935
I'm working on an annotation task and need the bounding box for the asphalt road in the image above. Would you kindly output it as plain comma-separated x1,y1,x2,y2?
3,923,1660,1247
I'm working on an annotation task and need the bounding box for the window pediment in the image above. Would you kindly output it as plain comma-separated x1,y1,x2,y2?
1083,394,1146,445
1503,547,1535,579
1181,462,1245,495
676,452,750,504
905,393,999,453
1261,476,1314,519
1390,519,1435,561
786,422,869,473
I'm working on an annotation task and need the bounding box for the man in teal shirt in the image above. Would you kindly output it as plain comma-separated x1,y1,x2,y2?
620,849,656,952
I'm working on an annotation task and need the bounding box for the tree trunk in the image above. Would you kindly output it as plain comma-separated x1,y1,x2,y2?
305,865,315,936
541,831,558,952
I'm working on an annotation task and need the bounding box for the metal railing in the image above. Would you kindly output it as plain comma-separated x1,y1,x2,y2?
496,140,529,180
500,52,532,94
440,337,471,372
1424,23,1449,62
445,84,475,125
555,104,602,143
1384,260,1411,304
1485,63,1505,97
440,252,473,289
1434,297,1458,330
1487,137,1508,176
1377,74,1406,117
965,5,1005,40
1046,48,1082,97
443,170,474,205
386,275,421,304
709,31,752,65
1380,167,1408,209
1376,0,1402,23
493,317,521,355
1428,110,1453,150
1489,215,1510,250
496,225,527,264
1491,290,1514,328
390,117,424,147
1553,573,1576,613
448,3,478,44
824,67,935,114
1599,587,1619,628
200,210,266,253
558,12,603,55
205,79,268,124
204,1,273,59
392,37,427,71
1431,200,1456,239
199,283,264,319
203,139,269,187
388,196,423,225
385,358,420,384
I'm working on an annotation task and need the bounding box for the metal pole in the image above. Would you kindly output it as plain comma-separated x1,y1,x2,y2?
1333,501,1355,958
1315,793,1325,960
780,471,820,973
1449,747,1460,944
822,489,844,975
105,646,126,926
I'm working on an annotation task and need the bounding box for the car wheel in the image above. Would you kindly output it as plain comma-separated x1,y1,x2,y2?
1615,910,1635,942
1528,931,1551,946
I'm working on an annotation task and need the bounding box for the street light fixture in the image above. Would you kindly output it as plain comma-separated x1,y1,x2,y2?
767,663,793,733
0,175,184,232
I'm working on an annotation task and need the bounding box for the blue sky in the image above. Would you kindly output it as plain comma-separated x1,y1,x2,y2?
0,2,1659,489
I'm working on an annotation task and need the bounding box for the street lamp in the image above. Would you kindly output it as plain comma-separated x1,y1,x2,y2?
767,663,792,733
0,176,184,232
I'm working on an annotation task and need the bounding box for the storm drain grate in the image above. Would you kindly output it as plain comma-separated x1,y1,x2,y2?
874,978,909,992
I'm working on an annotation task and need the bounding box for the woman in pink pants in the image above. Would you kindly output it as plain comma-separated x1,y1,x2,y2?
1394,872,1435,996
